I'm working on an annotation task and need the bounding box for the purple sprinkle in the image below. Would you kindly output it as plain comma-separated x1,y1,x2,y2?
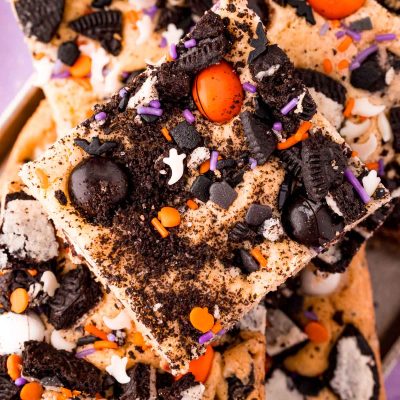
249,157,257,170
281,97,299,116
144,5,158,18
319,22,329,36
95,111,107,121
137,106,163,117
217,328,226,336
242,82,257,93
149,99,161,109
198,331,214,344
376,33,397,42
121,71,130,79
76,348,96,358
184,39,197,48
304,310,319,321
378,158,385,177
209,151,219,171
273,122,283,132
183,109,195,124
345,29,362,42
51,70,71,79
335,30,346,39
107,333,117,342
170,44,178,60
344,168,371,204
350,44,378,70
160,37,167,48
15,377,27,387
119,87,128,98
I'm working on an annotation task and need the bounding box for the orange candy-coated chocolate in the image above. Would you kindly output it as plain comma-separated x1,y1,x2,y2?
308,0,365,19
188,345,215,383
20,382,44,400
193,61,244,124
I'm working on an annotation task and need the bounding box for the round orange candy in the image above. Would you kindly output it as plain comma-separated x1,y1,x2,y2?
193,61,244,124
308,0,365,19
20,382,44,400
158,207,181,228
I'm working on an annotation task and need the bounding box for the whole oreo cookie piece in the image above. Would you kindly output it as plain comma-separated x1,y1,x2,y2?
14,0,64,43
281,191,344,247
68,156,129,221
301,134,347,202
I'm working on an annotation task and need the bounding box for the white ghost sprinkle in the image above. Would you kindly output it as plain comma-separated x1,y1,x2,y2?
362,170,381,197
106,355,131,384
163,149,186,185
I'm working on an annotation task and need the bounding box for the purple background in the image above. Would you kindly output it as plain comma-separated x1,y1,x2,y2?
0,2,399,398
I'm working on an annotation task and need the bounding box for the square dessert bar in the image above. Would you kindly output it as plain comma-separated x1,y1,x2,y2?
21,0,390,373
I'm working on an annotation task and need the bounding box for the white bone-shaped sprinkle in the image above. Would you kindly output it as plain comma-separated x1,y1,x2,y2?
351,134,378,162
163,149,186,185
106,355,131,384
352,98,385,117
50,330,76,352
362,170,381,197
340,119,371,141
377,112,393,143
40,271,60,297
103,310,132,331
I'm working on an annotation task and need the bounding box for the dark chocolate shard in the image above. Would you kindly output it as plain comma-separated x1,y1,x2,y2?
240,111,277,165
248,22,268,64
296,68,347,106
389,107,400,152
74,136,117,156
14,0,64,43
22,341,104,395
69,10,122,55
278,174,293,211
350,53,387,92
47,265,102,329
170,121,202,151
209,181,238,210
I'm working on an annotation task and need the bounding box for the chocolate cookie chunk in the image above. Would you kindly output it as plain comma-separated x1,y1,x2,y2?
350,53,387,92
190,11,225,41
389,107,400,152
158,374,199,400
0,376,19,400
22,341,104,395
58,41,80,66
69,10,122,55
278,145,302,177
119,363,151,400
47,265,102,329
227,371,255,400
14,0,64,43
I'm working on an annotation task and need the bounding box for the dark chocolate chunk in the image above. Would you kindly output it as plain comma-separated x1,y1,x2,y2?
14,0,64,43
389,107,400,152
240,111,277,165
209,181,238,209
74,136,117,156
287,0,316,25
54,190,68,206
22,341,104,394
227,371,255,400
190,175,212,202
248,0,271,26
278,145,302,177
120,363,151,400
245,204,272,226
69,10,122,55
350,53,387,92
190,11,225,41
0,376,19,400
47,265,102,329
349,17,373,32
92,0,112,8
229,222,254,242
330,182,366,224
296,68,347,105
301,134,347,201
57,41,80,66
170,121,202,151
281,191,344,247
175,35,230,75
326,325,380,400
68,156,128,220
238,249,260,274
158,373,199,400
248,22,268,64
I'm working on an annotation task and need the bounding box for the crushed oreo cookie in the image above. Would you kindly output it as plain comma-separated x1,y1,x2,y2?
119,363,151,400
287,0,316,25
0,376,19,400
350,53,387,92
170,121,202,151
74,137,117,156
54,190,68,206
227,371,255,400
58,41,80,66
248,22,268,64
389,107,400,152
92,0,112,8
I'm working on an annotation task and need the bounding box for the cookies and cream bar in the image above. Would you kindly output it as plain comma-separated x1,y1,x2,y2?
20,0,390,373
264,249,385,399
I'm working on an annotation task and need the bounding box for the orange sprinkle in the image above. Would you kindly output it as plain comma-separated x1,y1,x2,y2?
187,199,199,210
158,207,181,228
250,248,268,268
84,324,108,341
10,288,29,314
132,332,146,347
125,10,139,26
27,269,38,277
343,98,355,117
161,127,172,142
93,340,118,350
199,160,211,174
70,55,92,78
366,162,379,170
322,58,333,74
20,382,44,400
188,345,215,383
277,121,312,150
190,307,215,333
337,36,353,52
211,321,223,334
7,354,22,380
351,151,359,158
330,20,341,28
305,321,330,343
60,389,73,398
338,59,350,70
151,218,170,238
